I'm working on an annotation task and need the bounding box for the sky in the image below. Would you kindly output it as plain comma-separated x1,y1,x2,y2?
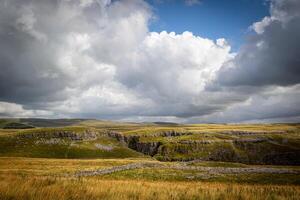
147,0,270,50
0,0,300,123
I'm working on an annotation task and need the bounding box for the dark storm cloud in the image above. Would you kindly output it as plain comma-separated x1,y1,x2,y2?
214,0,300,87
192,84,300,123
199,0,300,123
0,0,72,104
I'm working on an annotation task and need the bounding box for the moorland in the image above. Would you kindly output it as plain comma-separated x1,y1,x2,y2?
0,118,300,200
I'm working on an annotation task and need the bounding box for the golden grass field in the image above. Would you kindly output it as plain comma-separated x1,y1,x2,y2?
0,157,299,200
1,174,300,200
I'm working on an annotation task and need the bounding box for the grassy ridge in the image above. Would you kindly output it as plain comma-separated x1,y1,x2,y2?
1,123,300,163
0,127,145,159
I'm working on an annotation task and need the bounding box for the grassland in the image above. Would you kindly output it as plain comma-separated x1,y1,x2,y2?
1,175,300,200
0,120,299,199
0,157,300,200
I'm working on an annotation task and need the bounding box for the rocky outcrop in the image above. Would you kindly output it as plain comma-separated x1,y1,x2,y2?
106,130,300,165
220,130,287,135
136,142,163,156
18,129,99,141
179,140,216,145
233,138,268,144
35,138,68,145
106,131,128,143
106,130,192,156
106,131,162,156
158,130,192,137
94,144,114,151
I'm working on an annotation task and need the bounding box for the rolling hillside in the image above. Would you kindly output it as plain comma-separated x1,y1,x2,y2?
0,120,299,165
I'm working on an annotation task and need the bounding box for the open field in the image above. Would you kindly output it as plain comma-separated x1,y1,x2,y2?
0,157,300,200
1,174,300,200
0,119,300,199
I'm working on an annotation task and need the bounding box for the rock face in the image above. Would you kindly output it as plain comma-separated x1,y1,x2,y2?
159,130,192,137
94,144,114,151
136,142,163,156
220,130,287,135
107,131,162,156
18,129,99,141
106,131,127,143
35,138,68,145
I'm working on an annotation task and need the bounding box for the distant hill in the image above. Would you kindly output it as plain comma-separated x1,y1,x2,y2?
19,118,91,127
3,122,34,129
152,122,180,126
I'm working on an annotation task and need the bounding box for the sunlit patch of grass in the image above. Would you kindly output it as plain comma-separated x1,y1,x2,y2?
102,167,300,185
0,157,153,176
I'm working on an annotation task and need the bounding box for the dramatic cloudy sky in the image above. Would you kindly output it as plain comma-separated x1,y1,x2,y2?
0,0,299,123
